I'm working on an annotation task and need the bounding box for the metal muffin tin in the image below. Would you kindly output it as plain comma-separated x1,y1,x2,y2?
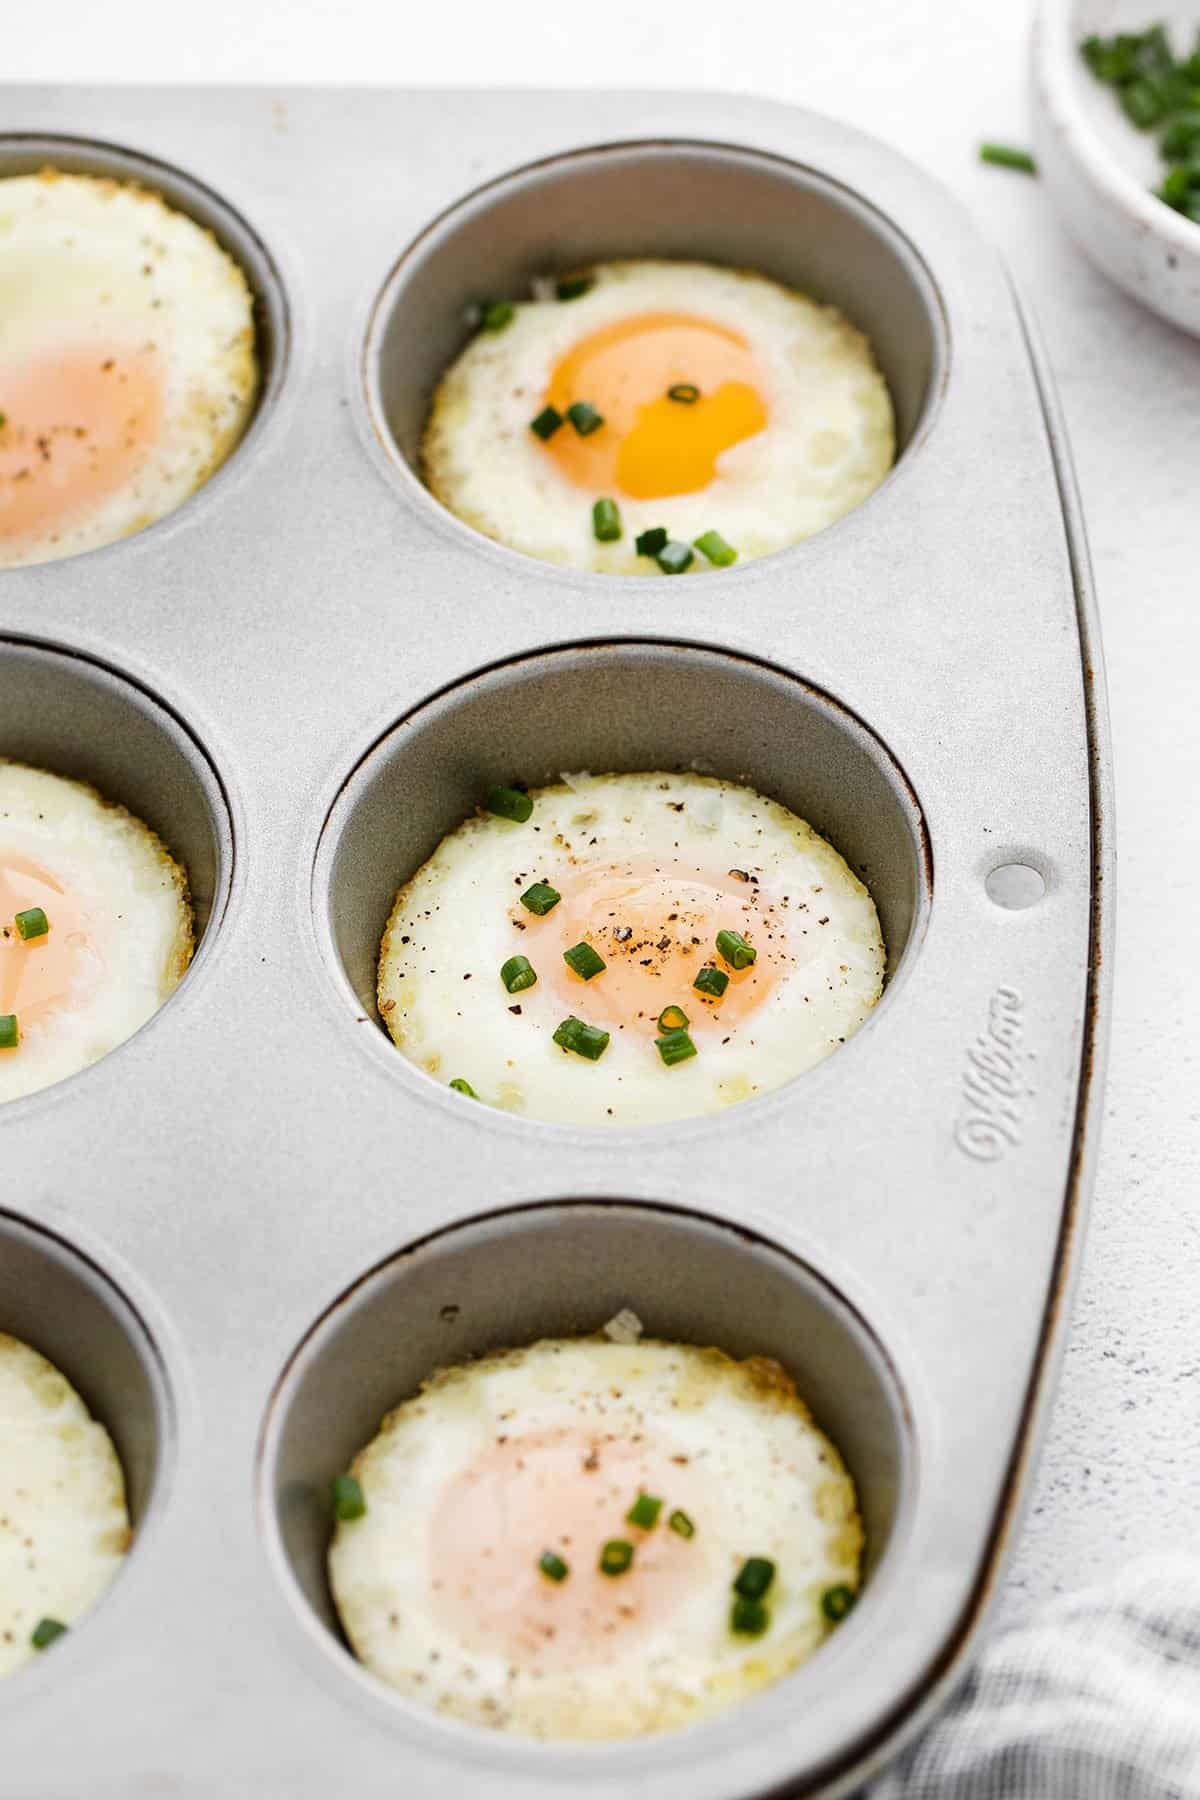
0,86,1112,1799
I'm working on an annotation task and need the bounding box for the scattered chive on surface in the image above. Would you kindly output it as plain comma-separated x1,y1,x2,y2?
480,300,515,331
693,964,729,999
593,497,622,542
635,526,668,557
566,400,604,437
657,1004,689,1032
655,1027,697,1067
716,928,757,970
730,1595,769,1637
657,540,694,575
552,1015,610,1060
694,529,738,567
539,1550,570,1582
978,142,1038,174
0,1014,19,1050
30,1617,68,1651
563,941,606,981
626,1492,663,1530
599,1538,635,1576
449,1077,478,1098
520,880,561,916
733,1556,776,1601
556,275,593,301
501,954,538,994
667,382,701,403
822,1583,857,1623
530,404,563,441
331,1474,367,1521
486,785,533,824
668,1508,695,1539
15,907,48,941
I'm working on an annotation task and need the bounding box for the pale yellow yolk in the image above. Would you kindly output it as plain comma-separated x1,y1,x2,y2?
0,856,103,1033
527,858,787,1034
542,312,768,500
0,344,164,550
428,1427,706,1670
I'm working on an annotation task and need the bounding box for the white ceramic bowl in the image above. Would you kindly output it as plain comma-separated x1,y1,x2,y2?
1032,0,1200,333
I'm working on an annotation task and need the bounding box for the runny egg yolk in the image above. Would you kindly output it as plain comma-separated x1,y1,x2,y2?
530,858,787,1034
0,344,164,551
0,857,102,1032
429,1428,704,1669
542,312,768,500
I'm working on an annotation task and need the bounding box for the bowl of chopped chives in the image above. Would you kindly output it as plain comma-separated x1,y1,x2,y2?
1031,0,1200,333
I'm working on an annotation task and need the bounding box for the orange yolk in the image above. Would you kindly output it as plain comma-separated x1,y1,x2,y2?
529,858,787,1035
542,312,768,500
428,1427,705,1670
0,343,164,549
0,856,102,1033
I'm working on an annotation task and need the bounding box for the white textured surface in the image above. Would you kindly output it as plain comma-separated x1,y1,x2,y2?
10,0,1200,1631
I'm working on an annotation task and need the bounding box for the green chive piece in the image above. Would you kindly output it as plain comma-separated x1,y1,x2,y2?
556,275,593,301
481,300,515,332
733,1556,776,1600
567,400,604,437
730,1595,769,1637
486,785,533,823
563,941,606,981
501,954,538,994
331,1474,367,1520
1161,111,1200,159
15,907,48,941
667,382,701,403
655,1028,697,1067
668,1509,695,1539
531,405,564,441
539,1550,569,1581
520,881,561,916
693,964,729,999
635,526,668,557
0,1015,18,1050
1121,78,1170,127
657,1004,689,1033
593,497,622,542
0,413,7,430
716,928,756,970
599,1538,635,1576
30,1617,67,1651
694,529,738,567
656,540,694,575
449,1077,478,1098
821,1583,857,1623
978,143,1038,174
552,1015,610,1061
626,1492,663,1530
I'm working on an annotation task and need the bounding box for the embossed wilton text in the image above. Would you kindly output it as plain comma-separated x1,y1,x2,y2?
955,986,1025,1162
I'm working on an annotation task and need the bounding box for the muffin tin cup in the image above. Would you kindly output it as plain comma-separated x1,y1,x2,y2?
0,83,1112,1799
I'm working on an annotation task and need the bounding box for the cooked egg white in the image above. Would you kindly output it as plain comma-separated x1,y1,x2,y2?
328,1337,863,1739
377,771,883,1126
0,170,259,567
0,1333,131,1678
423,259,894,573
0,762,194,1103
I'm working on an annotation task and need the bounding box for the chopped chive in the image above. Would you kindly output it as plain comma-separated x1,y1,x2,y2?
655,1028,697,1067
567,400,604,437
693,964,729,999
730,1595,769,1637
449,1077,478,1098
0,412,7,430
486,785,533,823
480,300,515,332
0,1014,18,1050
556,275,593,301
331,1474,366,1521
530,405,564,441
520,880,561,916
1121,78,1170,127
30,1617,67,1651
821,1583,857,1623
978,143,1038,175
1161,111,1200,158
552,1015,610,1060
563,941,606,981
668,1509,695,1539
539,1550,570,1581
657,1004,689,1033
501,954,538,994
667,382,700,403
15,907,48,941
716,928,756,970
599,1538,635,1576
626,1492,663,1530
593,497,622,542
656,540,694,575
733,1556,776,1600
635,526,668,557
694,529,737,567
